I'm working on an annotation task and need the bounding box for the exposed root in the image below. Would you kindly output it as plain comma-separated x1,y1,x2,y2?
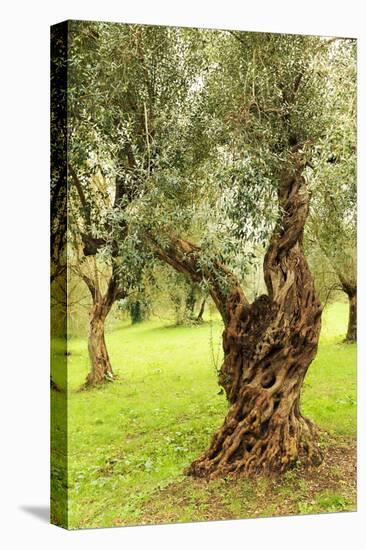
186,394,323,480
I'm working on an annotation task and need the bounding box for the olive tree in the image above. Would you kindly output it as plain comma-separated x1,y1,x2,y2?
67,23,356,477
137,32,356,477
67,21,211,384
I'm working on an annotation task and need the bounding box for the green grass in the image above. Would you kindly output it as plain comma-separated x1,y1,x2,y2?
303,302,357,435
51,301,356,529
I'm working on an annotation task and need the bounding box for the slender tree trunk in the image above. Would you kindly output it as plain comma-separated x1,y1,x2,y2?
345,290,357,342
333,271,356,343
78,269,125,388
187,162,323,479
129,301,144,324
86,301,114,386
196,298,206,322
185,285,196,319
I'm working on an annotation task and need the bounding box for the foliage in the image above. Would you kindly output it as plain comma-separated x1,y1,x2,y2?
66,25,356,307
65,21,357,320
67,21,211,286
306,39,356,297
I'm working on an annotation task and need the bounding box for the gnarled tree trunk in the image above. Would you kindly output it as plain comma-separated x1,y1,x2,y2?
187,164,323,479
152,156,323,478
86,301,114,386
152,155,324,479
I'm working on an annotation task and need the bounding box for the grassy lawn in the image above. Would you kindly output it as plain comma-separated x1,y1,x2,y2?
51,301,356,529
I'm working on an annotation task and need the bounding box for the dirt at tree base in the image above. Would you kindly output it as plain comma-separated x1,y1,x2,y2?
122,437,356,527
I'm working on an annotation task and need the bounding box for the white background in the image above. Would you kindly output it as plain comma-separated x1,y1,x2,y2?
0,1,365,548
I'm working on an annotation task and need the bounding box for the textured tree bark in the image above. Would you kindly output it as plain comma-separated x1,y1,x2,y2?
345,290,357,342
185,160,323,479
86,301,114,386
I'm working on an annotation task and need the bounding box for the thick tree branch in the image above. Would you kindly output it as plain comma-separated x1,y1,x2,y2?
104,266,128,309
71,264,98,302
149,233,248,325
